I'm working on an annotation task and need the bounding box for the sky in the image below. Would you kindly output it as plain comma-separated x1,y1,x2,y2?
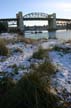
0,0,71,25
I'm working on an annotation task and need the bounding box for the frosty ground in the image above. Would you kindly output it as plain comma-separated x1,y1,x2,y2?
0,33,71,103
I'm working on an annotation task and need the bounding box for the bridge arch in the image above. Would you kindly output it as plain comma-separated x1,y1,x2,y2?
24,12,48,18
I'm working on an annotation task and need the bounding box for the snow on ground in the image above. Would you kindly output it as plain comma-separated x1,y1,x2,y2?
0,42,37,79
0,33,38,79
0,33,17,39
49,51,71,88
0,33,71,101
40,39,62,49
40,40,71,101
49,51,71,102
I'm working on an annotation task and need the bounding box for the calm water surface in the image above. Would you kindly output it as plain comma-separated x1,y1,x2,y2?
25,30,71,41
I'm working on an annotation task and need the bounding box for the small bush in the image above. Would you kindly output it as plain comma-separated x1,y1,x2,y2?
53,46,61,51
34,60,56,79
53,45,71,53
11,64,18,74
0,64,63,108
0,77,15,96
14,68,18,74
3,72,59,108
32,47,47,59
0,39,8,56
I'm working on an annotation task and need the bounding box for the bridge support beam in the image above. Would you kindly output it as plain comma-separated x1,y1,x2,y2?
16,12,24,34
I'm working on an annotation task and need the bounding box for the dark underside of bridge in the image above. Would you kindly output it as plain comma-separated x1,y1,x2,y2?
0,18,71,31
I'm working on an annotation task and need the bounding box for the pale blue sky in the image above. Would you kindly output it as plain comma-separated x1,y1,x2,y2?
0,0,71,26
0,0,71,18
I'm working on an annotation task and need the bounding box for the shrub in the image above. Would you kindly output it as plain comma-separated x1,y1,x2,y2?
0,77,15,95
0,77,15,107
0,39,8,56
0,65,63,108
11,64,18,74
3,72,59,108
32,47,56,79
53,46,61,51
32,47,48,59
14,69,18,74
53,45,71,53
36,60,56,77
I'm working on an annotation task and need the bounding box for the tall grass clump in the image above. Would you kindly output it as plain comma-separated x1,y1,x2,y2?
2,71,60,108
0,46,64,108
0,39,8,56
53,45,71,53
32,47,48,59
0,62,64,108
53,45,61,52
35,60,56,78
32,46,56,77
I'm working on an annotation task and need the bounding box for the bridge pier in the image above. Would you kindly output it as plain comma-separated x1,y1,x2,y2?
16,12,24,34
48,13,56,39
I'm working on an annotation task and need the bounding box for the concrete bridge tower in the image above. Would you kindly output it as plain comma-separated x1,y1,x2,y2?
48,13,56,31
48,13,56,39
16,11,24,34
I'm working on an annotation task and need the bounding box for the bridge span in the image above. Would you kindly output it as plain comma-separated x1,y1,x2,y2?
0,11,71,33
0,18,71,21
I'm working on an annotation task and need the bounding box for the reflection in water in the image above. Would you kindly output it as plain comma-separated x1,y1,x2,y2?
25,30,71,41
48,31,56,39
25,31,48,39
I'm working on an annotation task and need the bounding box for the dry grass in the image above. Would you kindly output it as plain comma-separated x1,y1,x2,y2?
17,35,37,44
53,45,71,53
17,35,48,44
0,39,9,56
0,34,47,45
65,40,71,44
32,47,48,59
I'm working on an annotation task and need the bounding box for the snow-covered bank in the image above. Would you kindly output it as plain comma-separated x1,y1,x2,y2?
40,39,71,104
0,33,71,104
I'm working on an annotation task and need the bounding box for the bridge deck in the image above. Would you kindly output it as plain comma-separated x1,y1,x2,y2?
0,18,17,21
0,18,71,21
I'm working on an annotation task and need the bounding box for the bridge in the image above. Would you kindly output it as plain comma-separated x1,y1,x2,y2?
0,11,71,38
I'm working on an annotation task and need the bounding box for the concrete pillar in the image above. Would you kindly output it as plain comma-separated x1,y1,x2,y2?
48,13,56,31
16,11,24,34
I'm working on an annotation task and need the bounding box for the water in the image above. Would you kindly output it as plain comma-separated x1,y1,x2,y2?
25,30,71,41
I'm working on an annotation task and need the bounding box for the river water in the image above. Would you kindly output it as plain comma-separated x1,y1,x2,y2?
25,30,71,41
